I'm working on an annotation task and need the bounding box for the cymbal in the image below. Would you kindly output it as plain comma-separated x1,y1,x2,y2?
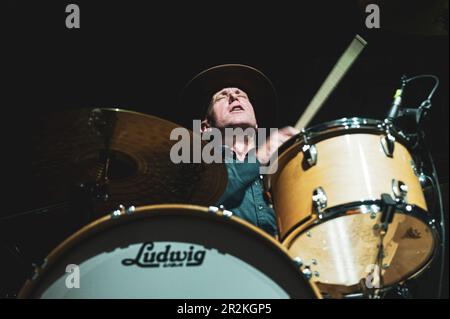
31,108,227,216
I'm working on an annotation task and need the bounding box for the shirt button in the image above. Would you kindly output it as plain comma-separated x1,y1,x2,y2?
258,205,263,210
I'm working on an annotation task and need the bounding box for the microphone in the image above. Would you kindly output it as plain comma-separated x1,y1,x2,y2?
386,76,407,122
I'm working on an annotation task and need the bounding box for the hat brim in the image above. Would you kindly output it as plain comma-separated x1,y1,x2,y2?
180,64,278,128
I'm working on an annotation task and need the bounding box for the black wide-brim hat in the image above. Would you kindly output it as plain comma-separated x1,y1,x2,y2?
180,64,278,129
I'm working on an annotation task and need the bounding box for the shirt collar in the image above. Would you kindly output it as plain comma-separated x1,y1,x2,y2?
222,145,257,163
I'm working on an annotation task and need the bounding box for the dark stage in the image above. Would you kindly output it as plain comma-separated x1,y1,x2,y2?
2,1,448,299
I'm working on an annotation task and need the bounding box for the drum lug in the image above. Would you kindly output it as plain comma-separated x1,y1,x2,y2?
111,205,135,219
312,187,327,216
392,179,408,202
393,283,413,299
380,133,395,157
293,257,303,267
301,144,318,167
302,266,313,280
39,258,48,270
428,218,437,228
410,160,427,186
410,160,419,176
208,205,233,218
418,173,427,186
31,268,39,281
111,205,125,219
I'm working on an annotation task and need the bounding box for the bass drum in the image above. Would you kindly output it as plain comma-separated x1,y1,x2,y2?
18,204,321,299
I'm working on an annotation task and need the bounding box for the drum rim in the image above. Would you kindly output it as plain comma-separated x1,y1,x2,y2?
281,200,440,294
18,204,322,299
305,117,385,134
290,117,409,151
264,117,411,190
320,286,394,299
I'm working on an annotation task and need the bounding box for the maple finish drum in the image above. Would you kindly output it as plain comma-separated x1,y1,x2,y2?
264,118,438,296
18,204,321,299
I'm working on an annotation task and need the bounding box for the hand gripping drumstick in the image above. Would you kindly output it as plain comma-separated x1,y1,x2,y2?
294,34,368,131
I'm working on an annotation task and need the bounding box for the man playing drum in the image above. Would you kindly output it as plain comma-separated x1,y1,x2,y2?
182,64,299,237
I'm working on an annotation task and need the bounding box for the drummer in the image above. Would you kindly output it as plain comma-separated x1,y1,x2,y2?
182,64,299,237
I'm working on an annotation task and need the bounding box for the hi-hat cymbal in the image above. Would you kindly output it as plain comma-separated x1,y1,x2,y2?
31,108,227,215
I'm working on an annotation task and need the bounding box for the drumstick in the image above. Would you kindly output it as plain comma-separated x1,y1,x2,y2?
294,34,367,131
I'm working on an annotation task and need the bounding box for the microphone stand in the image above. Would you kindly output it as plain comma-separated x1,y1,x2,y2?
383,74,445,298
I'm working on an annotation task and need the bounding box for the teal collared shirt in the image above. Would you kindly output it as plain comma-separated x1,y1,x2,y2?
215,147,277,237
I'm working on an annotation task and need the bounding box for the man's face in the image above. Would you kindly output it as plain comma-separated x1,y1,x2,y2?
204,87,257,130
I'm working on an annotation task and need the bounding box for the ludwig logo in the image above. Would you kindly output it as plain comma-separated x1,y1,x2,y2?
121,242,207,268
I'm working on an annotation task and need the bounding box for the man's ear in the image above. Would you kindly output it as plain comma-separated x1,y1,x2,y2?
201,118,211,133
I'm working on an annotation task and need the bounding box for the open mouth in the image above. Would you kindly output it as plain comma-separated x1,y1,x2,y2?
230,105,244,113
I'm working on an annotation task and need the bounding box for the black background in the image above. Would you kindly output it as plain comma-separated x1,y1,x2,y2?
2,0,449,299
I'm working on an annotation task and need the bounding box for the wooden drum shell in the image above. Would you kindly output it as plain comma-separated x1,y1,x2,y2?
268,132,428,240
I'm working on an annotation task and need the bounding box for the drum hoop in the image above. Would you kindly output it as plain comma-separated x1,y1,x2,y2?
281,200,440,291
305,117,386,136
320,286,394,299
18,204,322,299
282,200,439,242
265,117,410,190
286,117,409,155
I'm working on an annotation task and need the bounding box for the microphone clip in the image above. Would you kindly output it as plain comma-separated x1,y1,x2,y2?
386,75,408,122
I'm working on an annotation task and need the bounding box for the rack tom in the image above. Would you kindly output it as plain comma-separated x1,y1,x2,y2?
265,118,438,296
